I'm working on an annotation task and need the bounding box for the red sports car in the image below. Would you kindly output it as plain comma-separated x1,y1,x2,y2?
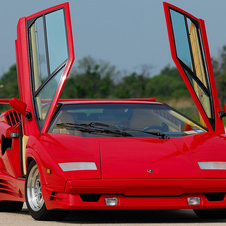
0,2,226,221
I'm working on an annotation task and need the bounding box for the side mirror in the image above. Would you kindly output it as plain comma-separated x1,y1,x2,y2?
9,98,32,119
223,104,226,112
219,104,226,119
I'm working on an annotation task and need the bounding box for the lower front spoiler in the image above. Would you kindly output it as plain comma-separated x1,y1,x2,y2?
42,192,226,210
42,179,226,210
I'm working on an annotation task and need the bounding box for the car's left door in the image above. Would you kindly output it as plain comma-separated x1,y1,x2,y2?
16,2,74,133
15,3,74,174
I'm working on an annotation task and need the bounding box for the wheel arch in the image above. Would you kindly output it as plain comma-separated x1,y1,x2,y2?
26,157,34,171
25,150,47,185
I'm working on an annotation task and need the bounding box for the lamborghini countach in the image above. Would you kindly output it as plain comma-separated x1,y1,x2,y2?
0,1,226,221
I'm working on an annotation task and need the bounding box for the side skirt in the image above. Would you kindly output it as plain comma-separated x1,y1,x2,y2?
0,171,25,202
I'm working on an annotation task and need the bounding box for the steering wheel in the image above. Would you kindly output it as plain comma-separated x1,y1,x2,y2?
141,125,166,132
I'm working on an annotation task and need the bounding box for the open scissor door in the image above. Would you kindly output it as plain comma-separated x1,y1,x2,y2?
164,2,224,134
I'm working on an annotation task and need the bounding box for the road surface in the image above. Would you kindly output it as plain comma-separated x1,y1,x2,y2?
1,205,226,225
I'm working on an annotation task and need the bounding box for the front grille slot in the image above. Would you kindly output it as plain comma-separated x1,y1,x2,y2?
79,194,101,202
204,193,225,201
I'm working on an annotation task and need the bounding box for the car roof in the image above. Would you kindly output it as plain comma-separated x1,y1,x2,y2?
57,98,163,106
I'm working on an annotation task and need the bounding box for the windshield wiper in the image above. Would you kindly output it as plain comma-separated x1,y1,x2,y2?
120,126,170,139
56,122,132,137
92,122,169,139
56,122,169,139
141,131,169,139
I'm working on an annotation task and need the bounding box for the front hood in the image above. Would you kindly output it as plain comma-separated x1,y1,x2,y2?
99,137,201,179
43,133,226,180
182,133,226,178
43,134,201,180
41,133,101,179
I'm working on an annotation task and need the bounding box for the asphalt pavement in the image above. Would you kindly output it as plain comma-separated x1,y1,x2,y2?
1,205,226,225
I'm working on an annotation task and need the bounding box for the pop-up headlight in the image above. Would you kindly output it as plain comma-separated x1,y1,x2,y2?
59,162,97,171
198,162,226,170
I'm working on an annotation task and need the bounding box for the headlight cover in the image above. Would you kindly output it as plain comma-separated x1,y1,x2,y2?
59,162,97,171
198,162,226,170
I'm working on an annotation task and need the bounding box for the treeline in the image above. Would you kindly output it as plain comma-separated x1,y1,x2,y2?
0,56,189,101
1,44,226,108
61,56,189,100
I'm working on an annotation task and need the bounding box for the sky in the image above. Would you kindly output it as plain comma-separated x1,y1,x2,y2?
1,0,226,76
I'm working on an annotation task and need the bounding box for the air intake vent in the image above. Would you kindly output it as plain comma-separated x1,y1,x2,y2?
6,110,21,126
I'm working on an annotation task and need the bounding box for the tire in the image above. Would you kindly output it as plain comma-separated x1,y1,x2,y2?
0,201,23,212
25,160,69,221
194,209,226,219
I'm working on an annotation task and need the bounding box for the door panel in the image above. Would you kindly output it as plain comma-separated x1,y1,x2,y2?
16,3,74,134
27,4,74,132
15,3,74,175
164,3,224,134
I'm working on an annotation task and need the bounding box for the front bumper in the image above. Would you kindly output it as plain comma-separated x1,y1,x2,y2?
42,178,226,210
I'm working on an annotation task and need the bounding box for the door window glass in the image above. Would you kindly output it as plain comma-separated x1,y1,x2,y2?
30,17,48,92
28,8,69,129
46,9,68,74
170,10,192,69
169,9,212,122
35,66,65,122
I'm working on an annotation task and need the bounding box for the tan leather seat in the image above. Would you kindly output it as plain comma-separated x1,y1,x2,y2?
52,112,82,136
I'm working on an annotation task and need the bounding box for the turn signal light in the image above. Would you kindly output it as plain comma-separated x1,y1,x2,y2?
105,197,118,206
187,197,200,205
45,168,52,174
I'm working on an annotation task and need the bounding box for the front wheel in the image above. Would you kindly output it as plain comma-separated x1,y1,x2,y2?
194,209,226,219
25,160,69,221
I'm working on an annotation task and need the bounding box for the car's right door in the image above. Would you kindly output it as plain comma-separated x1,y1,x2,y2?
164,2,225,134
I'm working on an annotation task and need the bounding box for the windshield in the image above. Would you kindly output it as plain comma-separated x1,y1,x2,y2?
48,103,207,137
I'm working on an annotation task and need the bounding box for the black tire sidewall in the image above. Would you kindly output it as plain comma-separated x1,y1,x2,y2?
25,160,47,220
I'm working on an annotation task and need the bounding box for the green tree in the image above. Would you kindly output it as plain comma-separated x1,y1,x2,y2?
0,64,19,111
114,72,150,98
213,44,226,107
0,64,19,98
61,56,117,98
147,65,189,99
